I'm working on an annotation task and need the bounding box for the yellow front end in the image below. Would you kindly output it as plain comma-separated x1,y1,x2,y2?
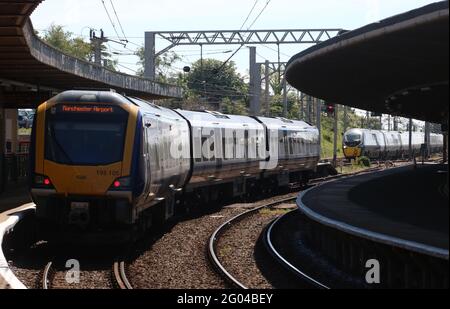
31,98,139,228
343,146,362,159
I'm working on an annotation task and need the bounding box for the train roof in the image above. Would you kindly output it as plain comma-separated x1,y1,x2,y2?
176,110,262,129
49,90,131,105
345,128,441,137
128,97,183,120
46,91,327,132
256,117,317,131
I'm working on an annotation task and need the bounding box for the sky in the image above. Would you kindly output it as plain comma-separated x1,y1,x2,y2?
30,0,440,76
30,0,440,129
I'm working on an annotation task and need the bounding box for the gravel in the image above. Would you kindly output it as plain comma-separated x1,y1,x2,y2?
6,241,118,289
128,207,245,289
5,190,303,289
216,204,296,288
127,190,303,289
50,265,113,289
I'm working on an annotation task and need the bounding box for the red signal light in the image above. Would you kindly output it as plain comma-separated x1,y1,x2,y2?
326,104,335,115
44,178,51,186
321,102,336,115
113,180,121,188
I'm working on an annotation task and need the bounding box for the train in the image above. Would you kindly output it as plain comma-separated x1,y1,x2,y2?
343,128,444,160
30,90,320,234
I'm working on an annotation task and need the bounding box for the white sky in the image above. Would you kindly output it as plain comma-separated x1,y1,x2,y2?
31,0,439,76
30,0,438,129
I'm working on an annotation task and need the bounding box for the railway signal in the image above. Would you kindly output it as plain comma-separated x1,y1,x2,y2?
322,103,335,116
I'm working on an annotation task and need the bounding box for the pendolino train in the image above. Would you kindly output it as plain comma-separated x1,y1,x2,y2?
343,128,443,160
30,90,320,235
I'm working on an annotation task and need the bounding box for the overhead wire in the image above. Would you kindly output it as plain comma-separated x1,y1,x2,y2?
247,0,272,29
100,0,122,40
215,0,273,75
109,0,128,43
240,0,259,30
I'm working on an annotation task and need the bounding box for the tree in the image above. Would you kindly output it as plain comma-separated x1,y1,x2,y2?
185,59,248,105
221,98,247,115
39,24,117,70
267,92,298,118
135,48,181,83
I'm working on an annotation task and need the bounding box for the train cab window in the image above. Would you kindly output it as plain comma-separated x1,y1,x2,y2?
45,106,128,165
344,132,362,147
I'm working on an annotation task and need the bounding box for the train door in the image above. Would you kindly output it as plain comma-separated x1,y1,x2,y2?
142,117,152,200
148,116,162,198
374,133,383,158
215,126,223,174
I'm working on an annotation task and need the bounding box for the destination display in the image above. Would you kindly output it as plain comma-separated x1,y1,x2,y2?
60,105,115,113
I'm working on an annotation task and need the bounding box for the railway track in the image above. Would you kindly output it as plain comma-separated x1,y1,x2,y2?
207,165,396,289
264,211,329,289
207,195,298,289
41,259,132,289
112,259,133,289
41,261,53,289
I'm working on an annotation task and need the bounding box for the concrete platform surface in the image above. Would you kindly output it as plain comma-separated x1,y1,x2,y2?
299,164,449,253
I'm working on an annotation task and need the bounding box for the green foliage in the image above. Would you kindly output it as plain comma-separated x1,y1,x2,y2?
320,115,343,159
319,107,368,159
185,59,248,104
39,24,117,70
357,156,371,167
267,93,298,118
136,48,181,83
221,98,248,115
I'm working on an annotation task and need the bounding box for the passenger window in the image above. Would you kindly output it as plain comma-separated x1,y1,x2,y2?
233,131,237,159
244,130,249,159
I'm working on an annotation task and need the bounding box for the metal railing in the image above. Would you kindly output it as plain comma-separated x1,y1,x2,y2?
1,153,29,192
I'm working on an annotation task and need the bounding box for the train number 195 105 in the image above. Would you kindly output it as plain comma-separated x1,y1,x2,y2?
97,170,120,177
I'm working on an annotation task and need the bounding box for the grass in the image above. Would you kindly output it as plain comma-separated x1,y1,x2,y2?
320,114,344,160
338,164,371,175
259,208,292,216
219,246,233,257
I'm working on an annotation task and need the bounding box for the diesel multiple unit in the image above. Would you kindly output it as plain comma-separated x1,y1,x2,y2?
30,91,320,232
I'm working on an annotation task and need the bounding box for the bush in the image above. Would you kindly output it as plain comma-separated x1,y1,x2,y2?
357,156,371,167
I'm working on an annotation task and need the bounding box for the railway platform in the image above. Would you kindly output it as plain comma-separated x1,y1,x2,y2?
299,163,448,255
296,163,448,288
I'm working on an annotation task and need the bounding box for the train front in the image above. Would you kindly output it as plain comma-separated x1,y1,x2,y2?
30,91,141,233
343,129,363,159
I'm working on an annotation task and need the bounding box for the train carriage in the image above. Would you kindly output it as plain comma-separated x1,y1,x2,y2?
30,90,321,236
343,128,443,160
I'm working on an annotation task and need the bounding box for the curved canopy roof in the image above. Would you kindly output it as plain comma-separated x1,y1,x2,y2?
286,1,449,124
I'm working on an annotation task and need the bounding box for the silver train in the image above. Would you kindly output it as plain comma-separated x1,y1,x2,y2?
343,128,444,160
31,91,320,232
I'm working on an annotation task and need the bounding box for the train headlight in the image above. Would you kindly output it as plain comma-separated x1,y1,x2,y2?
110,177,132,191
34,174,54,188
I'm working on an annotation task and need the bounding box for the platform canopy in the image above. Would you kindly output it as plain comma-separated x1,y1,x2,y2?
286,1,449,125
